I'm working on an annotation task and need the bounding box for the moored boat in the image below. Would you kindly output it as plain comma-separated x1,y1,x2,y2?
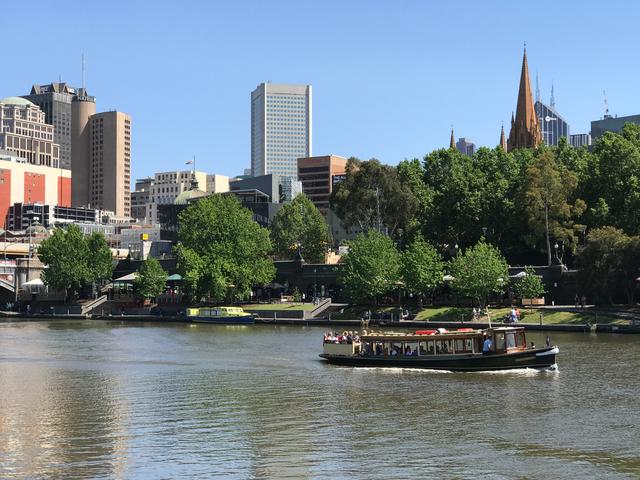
186,306,255,325
320,327,558,372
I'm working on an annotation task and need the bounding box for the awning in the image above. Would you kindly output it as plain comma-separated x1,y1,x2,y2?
114,272,139,282
166,274,183,281
23,278,44,286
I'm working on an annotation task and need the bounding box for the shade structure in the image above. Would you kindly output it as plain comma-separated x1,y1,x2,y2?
114,272,139,282
166,274,183,281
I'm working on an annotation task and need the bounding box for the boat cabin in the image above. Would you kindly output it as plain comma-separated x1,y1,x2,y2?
323,327,528,357
186,306,248,317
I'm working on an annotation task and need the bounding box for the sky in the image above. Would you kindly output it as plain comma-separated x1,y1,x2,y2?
2,0,639,182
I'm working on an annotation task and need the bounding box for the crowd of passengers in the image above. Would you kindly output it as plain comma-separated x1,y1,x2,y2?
323,331,360,344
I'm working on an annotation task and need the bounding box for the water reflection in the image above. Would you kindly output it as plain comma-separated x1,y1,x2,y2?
1,321,639,479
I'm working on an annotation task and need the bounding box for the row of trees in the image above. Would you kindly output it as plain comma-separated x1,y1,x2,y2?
331,125,640,266
339,231,545,307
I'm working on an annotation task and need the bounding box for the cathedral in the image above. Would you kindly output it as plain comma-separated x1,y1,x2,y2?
507,48,542,151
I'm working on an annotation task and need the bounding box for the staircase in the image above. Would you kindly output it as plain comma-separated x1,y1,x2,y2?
81,295,109,315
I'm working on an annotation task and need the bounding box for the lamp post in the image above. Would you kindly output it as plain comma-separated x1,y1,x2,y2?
26,214,39,284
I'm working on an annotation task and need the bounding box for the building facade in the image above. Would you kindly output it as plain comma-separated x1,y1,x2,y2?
22,82,83,169
131,177,154,222
297,155,347,214
89,111,131,217
0,151,71,228
206,174,230,194
591,114,640,141
507,49,541,151
70,89,96,208
0,97,60,167
455,138,476,156
146,170,207,224
535,101,570,146
569,133,592,148
7,203,97,230
251,83,312,179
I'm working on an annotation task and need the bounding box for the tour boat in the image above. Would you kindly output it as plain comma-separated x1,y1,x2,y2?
320,327,558,372
186,306,255,325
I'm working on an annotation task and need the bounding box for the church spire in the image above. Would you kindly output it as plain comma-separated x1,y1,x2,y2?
507,47,541,152
500,123,507,152
449,127,456,149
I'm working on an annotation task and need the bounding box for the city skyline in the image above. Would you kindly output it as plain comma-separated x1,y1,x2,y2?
2,1,639,182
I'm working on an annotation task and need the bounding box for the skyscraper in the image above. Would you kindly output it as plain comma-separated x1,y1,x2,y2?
89,111,131,217
535,100,569,146
23,82,84,170
251,83,312,179
70,89,96,208
456,138,476,156
507,48,541,152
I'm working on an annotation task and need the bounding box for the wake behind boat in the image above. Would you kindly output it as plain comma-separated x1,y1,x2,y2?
320,326,558,372
186,306,255,325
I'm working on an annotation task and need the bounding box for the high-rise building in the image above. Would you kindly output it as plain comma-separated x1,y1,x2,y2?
251,83,312,179
146,170,207,224
507,49,541,151
569,133,592,148
591,114,640,141
0,97,60,167
23,82,84,169
535,101,570,146
297,155,347,214
456,138,476,156
70,89,96,208
131,177,154,222
89,111,131,217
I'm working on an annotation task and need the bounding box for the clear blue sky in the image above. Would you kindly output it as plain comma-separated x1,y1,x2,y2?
2,1,638,182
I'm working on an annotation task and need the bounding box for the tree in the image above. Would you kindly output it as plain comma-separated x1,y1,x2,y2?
86,232,114,289
37,224,90,301
270,194,331,263
520,149,586,265
330,158,418,241
400,236,444,305
512,266,545,305
135,257,167,300
175,194,275,303
339,231,400,305
448,241,509,309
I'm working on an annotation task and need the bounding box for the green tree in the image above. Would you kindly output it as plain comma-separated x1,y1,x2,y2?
86,232,114,287
339,231,400,305
512,266,545,305
330,158,418,241
270,193,331,263
37,224,90,301
175,194,275,303
400,236,444,305
135,257,167,300
521,149,586,265
448,241,509,309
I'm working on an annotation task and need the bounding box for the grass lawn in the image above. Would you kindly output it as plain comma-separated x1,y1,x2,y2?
335,305,625,325
243,302,316,311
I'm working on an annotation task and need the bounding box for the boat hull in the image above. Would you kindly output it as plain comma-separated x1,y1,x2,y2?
189,314,255,325
319,346,558,372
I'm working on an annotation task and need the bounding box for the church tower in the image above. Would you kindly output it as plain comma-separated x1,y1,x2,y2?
507,48,541,152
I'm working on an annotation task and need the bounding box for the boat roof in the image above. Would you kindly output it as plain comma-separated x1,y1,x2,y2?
361,326,524,342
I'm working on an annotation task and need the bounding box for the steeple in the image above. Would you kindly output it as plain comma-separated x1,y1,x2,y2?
449,127,456,149
499,123,507,152
507,47,541,152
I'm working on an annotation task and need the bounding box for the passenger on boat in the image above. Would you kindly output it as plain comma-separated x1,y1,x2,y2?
482,336,492,354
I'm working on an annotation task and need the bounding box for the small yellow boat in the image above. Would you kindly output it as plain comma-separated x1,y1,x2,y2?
186,306,255,324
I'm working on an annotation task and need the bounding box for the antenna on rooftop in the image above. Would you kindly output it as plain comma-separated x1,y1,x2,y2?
81,53,86,89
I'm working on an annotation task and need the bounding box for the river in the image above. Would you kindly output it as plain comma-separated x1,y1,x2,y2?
0,320,639,479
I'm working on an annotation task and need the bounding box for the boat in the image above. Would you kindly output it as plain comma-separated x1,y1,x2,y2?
319,327,558,372
186,306,255,325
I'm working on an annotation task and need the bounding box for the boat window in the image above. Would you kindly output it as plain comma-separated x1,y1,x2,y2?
455,339,464,353
465,338,474,352
495,332,506,351
436,340,452,354
506,332,516,349
516,332,525,347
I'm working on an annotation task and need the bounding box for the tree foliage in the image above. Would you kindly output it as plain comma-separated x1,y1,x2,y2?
270,193,331,263
339,231,400,305
330,158,418,241
512,266,545,303
38,225,113,299
135,257,167,300
175,194,275,303
400,237,444,302
448,241,509,308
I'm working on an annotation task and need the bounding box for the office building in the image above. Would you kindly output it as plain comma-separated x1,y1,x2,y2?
7,202,97,230
206,174,230,194
280,176,302,201
507,49,541,151
0,97,60,167
297,155,347,214
455,138,476,156
535,101,569,146
251,83,312,179
70,89,96,208
146,170,207,224
131,177,154,223
569,133,592,148
591,114,640,141
0,150,71,228
89,111,132,217
23,82,85,169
